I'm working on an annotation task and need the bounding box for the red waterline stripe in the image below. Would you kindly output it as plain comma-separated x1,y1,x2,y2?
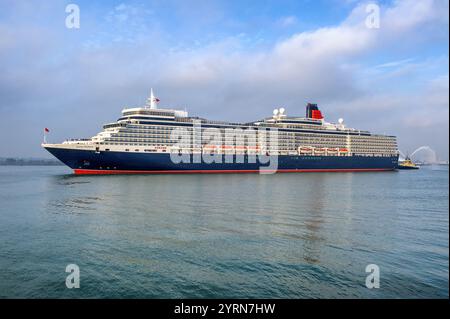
74,168,394,175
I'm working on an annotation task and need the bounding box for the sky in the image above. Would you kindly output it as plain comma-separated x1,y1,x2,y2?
0,0,448,160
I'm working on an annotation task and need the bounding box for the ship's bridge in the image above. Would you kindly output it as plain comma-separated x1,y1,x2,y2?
120,107,188,119
117,89,188,122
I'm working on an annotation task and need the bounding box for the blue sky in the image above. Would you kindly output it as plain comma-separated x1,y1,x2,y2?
0,0,448,160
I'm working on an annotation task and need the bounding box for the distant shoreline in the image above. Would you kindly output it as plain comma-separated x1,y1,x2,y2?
0,158,63,166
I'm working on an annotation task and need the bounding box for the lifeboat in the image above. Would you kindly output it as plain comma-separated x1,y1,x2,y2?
327,148,339,155
298,146,313,154
314,148,326,155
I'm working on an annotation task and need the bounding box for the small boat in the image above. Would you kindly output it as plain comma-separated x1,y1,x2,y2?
398,157,420,170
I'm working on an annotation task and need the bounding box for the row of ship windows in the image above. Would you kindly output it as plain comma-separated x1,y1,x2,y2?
352,141,397,144
352,145,397,148
116,126,395,139
100,141,396,152
108,135,348,142
103,138,396,149
109,131,395,144
122,111,174,117
107,134,394,144
351,138,396,141
117,128,348,136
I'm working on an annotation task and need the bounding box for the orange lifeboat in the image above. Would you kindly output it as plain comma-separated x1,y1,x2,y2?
314,148,326,155
327,148,339,155
299,146,313,154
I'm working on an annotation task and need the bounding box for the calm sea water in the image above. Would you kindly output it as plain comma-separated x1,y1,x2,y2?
0,165,448,298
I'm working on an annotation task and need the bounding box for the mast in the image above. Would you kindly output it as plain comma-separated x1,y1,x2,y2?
146,88,158,109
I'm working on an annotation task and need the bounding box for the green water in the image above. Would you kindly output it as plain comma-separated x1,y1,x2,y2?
0,166,448,298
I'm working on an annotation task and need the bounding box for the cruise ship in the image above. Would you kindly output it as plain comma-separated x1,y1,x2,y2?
42,90,399,174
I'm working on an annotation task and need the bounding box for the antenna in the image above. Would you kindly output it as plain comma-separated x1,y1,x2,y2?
338,118,344,124
279,107,285,115
273,109,279,116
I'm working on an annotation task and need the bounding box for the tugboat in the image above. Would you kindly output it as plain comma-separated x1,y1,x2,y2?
398,156,420,170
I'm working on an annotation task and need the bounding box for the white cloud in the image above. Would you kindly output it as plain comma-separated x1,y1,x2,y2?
383,0,449,32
